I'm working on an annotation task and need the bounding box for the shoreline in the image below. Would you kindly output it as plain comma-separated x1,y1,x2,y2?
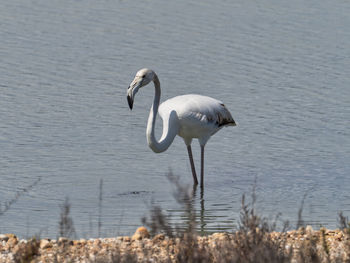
1,226,349,262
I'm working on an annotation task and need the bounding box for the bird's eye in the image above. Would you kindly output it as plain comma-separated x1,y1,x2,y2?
142,75,146,79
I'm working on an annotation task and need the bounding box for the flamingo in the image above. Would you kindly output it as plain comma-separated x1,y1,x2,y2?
127,68,236,189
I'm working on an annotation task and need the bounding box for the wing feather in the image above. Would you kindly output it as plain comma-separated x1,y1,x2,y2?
194,103,236,127
159,94,236,127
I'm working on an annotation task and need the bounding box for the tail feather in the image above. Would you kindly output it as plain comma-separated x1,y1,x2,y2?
217,103,236,127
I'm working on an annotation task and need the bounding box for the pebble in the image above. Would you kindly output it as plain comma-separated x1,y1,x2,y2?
0,228,349,262
58,237,68,243
5,235,18,248
0,235,9,242
152,234,165,243
40,239,52,249
132,226,150,241
305,225,313,234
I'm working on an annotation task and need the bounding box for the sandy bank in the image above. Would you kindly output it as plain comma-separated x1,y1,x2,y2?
1,226,349,262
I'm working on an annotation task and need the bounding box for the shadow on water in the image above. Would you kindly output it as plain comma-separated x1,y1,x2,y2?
192,185,206,234
145,174,312,236
191,183,238,234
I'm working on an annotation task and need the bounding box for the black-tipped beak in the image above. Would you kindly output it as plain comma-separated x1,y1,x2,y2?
127,94,133,110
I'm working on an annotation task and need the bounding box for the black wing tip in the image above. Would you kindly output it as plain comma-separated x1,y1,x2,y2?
218,119,236,127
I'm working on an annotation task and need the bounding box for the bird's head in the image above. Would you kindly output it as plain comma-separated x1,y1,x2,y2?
127,68,155,110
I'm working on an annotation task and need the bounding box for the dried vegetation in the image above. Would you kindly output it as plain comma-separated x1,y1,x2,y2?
1,175,350,262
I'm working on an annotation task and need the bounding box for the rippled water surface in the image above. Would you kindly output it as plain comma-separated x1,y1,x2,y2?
1,0,350,238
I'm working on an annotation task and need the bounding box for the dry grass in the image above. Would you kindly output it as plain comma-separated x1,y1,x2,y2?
140,175,294,263
13,238,40,263
3,174,350,262
0,177,41,217
139,175,350,263
58,197,76,239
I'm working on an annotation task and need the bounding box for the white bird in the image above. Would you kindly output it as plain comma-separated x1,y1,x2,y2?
127,68,236,189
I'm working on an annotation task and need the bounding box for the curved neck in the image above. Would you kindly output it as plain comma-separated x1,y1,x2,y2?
146,74,178,153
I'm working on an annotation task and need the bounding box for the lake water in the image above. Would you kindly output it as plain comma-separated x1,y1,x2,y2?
1,0,349,239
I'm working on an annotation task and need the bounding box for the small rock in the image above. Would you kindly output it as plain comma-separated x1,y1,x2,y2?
325,229,335,234
211,233,229,241
153,234,165,243
58,237,71,246
89,253,96,261
58,237,69,243
298,226,305,233
305,225,313,235
93,239,101,247
5,234,17,239
0,234,9,242
132,226,150,241
73,240,80,246
5,234,18,248
335,232,343,241
40,239,52,249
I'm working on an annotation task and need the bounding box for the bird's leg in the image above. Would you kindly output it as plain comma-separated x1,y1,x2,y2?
187,145,198,185
200,145,205,189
